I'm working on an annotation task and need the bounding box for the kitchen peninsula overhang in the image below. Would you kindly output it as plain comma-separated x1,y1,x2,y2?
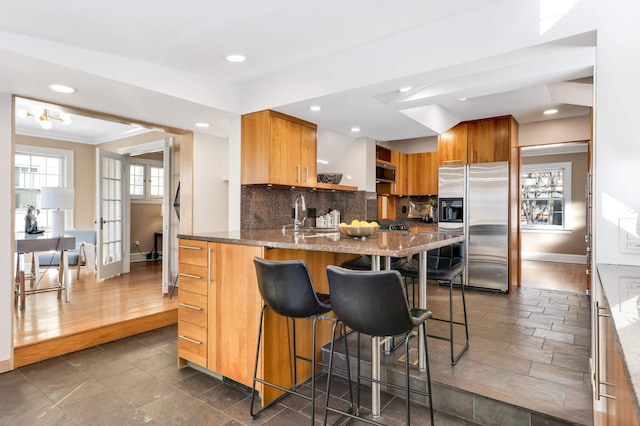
178,229,465,258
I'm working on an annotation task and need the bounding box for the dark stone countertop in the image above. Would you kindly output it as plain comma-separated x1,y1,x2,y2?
178,228,464,258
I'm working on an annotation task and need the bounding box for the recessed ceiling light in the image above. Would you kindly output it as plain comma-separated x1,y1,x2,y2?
458,97,467,101
195,122,210,128
309,105,321,112
398,86,411,93
350,127,360,132
49,84,76,94
544,109,559,115
226,54,246,62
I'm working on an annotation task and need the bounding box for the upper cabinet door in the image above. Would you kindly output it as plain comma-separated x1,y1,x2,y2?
467,116,511,163
300,123,317,185
241,110,318,187
408,152,438,195
270,115,302,185
438,123,468,165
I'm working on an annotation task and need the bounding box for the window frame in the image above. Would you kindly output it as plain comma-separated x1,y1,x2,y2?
15,144,75,232
128,158,163,201
520,161,572,233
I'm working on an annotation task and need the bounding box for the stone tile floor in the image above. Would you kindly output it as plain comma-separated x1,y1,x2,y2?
0,281,592,425
0,324,471,425
328,282,593,425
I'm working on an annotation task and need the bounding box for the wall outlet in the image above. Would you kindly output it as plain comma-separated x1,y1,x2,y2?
134,240,140,247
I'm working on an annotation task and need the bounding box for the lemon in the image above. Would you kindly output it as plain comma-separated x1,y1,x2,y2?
350,219,361,227
369,221,379,227
339,222,348,227
360,222,372,227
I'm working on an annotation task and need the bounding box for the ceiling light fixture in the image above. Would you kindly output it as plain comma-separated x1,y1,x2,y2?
544,109,559,115
195,122,210,128
48,84,76,94
398,86,411,93
17,107,72,129
309,105,321,111
458,97,467,101
350,127,361,132
226,54,246,62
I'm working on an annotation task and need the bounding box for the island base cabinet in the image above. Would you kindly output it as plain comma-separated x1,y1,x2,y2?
178,238,356,407
208,243,265,390
178,321,207,367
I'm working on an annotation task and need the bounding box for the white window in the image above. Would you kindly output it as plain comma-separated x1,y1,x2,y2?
149,166,164,196
520,161,571,231
129,159,163,199
15,145,74,232
129,164,145,196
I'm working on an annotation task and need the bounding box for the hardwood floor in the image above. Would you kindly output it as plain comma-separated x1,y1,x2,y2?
520,260,589,293
14,261,178,367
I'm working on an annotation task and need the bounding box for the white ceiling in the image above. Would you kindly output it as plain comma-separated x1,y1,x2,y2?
1,0,595,144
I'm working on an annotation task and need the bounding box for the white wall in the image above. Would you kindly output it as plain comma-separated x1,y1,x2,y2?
0,93,13,371
519,116,591,146
378,136,438,154
317,128,376,192
594,0,640,266
192,132,230,233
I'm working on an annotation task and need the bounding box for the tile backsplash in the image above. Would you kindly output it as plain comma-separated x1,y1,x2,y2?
241,186,378,230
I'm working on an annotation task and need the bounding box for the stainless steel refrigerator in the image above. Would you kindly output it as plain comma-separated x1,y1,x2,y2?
438,162,509,292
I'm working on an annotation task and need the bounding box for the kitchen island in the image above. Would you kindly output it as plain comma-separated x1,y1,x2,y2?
177,228,465,416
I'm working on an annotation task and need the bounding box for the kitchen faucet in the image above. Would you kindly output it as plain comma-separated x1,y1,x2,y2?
293,193,306,231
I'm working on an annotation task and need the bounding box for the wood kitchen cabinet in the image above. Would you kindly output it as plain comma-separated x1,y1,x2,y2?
408,152,438,195
177,238,353,406
385,150,408,195
178,239,264,390
209,242,264,390
177,239,209,367
438,116,518,165
595,294,640,426
241,110,317,187
467,116,514,163
438,122,467,165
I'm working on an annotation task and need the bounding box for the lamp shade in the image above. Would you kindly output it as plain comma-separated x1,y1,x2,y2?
40,187,75,210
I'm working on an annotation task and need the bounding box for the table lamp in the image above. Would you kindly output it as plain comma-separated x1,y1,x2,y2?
40,186,75,236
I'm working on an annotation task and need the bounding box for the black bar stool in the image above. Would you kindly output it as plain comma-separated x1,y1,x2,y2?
324,265,434,426
396,242,469,365
250,258,352,424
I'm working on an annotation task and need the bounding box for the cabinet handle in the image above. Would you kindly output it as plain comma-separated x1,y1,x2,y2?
297,165,301,182
305,166,309,182
179,273,202,280
178,335,202,345
471,150,475,162
443,160,463,164
595,302,616,400
179,245,202,250
179,303,202,311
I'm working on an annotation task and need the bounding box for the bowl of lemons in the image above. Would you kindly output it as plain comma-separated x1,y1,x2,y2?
338,220,380,238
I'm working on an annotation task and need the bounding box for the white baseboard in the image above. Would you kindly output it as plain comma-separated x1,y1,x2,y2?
521,252,586,264
130,252,162,263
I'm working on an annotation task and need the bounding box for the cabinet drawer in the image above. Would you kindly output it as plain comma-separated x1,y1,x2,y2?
179,264,208,295
178,290,207,327
178,321,207,367
179,239,208,266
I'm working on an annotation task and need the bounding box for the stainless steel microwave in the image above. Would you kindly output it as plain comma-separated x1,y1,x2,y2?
375,162,396,183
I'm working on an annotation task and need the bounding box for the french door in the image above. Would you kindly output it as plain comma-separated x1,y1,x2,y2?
96,149,124,280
